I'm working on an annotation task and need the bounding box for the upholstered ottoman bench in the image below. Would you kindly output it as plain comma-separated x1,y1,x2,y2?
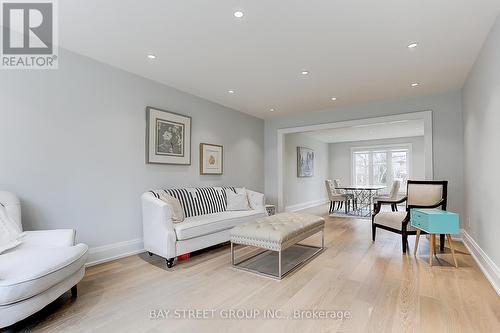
230,212,325,279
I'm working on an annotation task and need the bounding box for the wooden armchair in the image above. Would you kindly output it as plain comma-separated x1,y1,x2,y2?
372,180,448,253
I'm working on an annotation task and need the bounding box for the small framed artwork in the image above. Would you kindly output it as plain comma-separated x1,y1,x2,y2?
297,146,314,177
200,143,223,175
146,106,191,165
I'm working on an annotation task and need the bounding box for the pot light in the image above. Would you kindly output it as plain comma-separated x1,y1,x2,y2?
233,11,244,18
301,70,309,75
407,42,418,49
331,97,337,101
269,108,275,112
147,53,156,60
228,90,235,94
411,83,420,87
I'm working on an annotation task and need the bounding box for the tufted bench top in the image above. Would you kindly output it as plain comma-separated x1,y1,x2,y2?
230,212,325,251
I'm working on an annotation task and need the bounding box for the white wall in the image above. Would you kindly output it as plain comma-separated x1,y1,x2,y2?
329,136,425,193
265,91,464,217
0,49,264,253
462,14,500,269
284,133,329,210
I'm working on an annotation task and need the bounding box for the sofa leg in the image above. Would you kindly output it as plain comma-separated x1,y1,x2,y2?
71,285,78,298
166,258,175,268
148,251,153,256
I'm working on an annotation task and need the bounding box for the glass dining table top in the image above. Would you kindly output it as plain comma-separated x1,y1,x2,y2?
336,185,386,191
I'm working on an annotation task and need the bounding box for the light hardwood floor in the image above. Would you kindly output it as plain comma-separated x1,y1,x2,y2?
11,205,500,333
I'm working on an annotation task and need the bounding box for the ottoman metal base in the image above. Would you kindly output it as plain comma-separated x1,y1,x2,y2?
231,229,324,280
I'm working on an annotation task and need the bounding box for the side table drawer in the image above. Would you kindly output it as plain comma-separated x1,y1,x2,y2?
411,209,429,229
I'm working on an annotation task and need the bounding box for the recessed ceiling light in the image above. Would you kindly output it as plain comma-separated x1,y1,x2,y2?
147,54,156,60
228,90,235,94
411,83,420,87
331,97,337,101
407,42,418,49
269,108,275,112
301,70,309,75
233,10,244,18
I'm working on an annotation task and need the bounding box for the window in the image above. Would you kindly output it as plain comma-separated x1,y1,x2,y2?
352,145,411,191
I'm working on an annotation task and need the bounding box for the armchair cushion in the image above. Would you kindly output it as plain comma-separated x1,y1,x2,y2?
407,183,443,207
0,243,88,306
374,212,415,231
16,230,75,249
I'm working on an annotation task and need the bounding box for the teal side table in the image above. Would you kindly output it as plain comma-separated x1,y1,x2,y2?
411,208,460,267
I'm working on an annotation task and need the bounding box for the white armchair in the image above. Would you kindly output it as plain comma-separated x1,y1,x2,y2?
0,191,88,329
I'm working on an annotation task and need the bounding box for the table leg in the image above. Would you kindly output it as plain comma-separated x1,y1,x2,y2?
414,229,421,256
447,234,458,268
429,234,434,266
278,250,282,279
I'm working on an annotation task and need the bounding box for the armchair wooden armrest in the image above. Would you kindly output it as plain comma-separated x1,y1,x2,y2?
373,196,407,214
407,199,445,210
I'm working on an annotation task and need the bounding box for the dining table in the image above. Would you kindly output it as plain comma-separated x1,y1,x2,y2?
336,185,386,217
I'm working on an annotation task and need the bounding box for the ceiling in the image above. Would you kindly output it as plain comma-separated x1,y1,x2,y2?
59,1,500,119
300,119,424,143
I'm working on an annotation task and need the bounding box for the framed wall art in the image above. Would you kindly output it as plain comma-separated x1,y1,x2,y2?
200,143,223,175
297,146,314,177
146,106,191,165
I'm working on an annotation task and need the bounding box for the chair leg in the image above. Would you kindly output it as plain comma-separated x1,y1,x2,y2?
402,232,407,253
394,204,398,211
345,199,348,214
372,224,376,241
440,234,445,252
391,204,396,212
71,285,78,298
329,201,333,213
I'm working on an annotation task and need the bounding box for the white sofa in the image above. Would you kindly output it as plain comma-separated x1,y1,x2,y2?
0,192,88,329
142,187,266,267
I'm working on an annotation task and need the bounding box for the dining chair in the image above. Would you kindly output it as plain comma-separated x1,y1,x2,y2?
373,180,401,211
333,179,357,210
372,180,448,253
325,180,350,214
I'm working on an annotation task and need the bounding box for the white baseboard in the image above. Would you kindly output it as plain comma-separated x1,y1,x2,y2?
285,198,328,212
85,238,144,267
462,230,500,296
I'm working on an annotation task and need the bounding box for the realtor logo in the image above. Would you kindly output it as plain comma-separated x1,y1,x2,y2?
1,0,58,69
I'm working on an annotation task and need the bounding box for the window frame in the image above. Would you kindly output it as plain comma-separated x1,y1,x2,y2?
350,143,412,193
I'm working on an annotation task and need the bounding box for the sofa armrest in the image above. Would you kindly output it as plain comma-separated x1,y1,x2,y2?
246,189,265,212
18,229,76,248
141,192,177,259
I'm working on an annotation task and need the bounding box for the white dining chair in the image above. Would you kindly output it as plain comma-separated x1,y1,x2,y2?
373,180,401,211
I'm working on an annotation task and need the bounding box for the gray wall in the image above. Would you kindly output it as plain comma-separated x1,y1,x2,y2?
462,14,500,266
0,49,264,248
284,133,329,210
265,91,464,216
329,136,425,194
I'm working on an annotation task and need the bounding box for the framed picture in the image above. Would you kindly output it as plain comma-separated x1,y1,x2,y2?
200,143,223,175
146,106,191,165
297,146,314,177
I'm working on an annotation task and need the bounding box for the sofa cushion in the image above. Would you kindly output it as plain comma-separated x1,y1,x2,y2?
150,187,236,218
174,210,266,240
0,243,88,305
225,188,250,211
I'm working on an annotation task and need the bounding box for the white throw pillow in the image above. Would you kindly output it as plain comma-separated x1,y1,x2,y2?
246,189,265,210
159,193,185,223
226,188,250,211
0,204,22,254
